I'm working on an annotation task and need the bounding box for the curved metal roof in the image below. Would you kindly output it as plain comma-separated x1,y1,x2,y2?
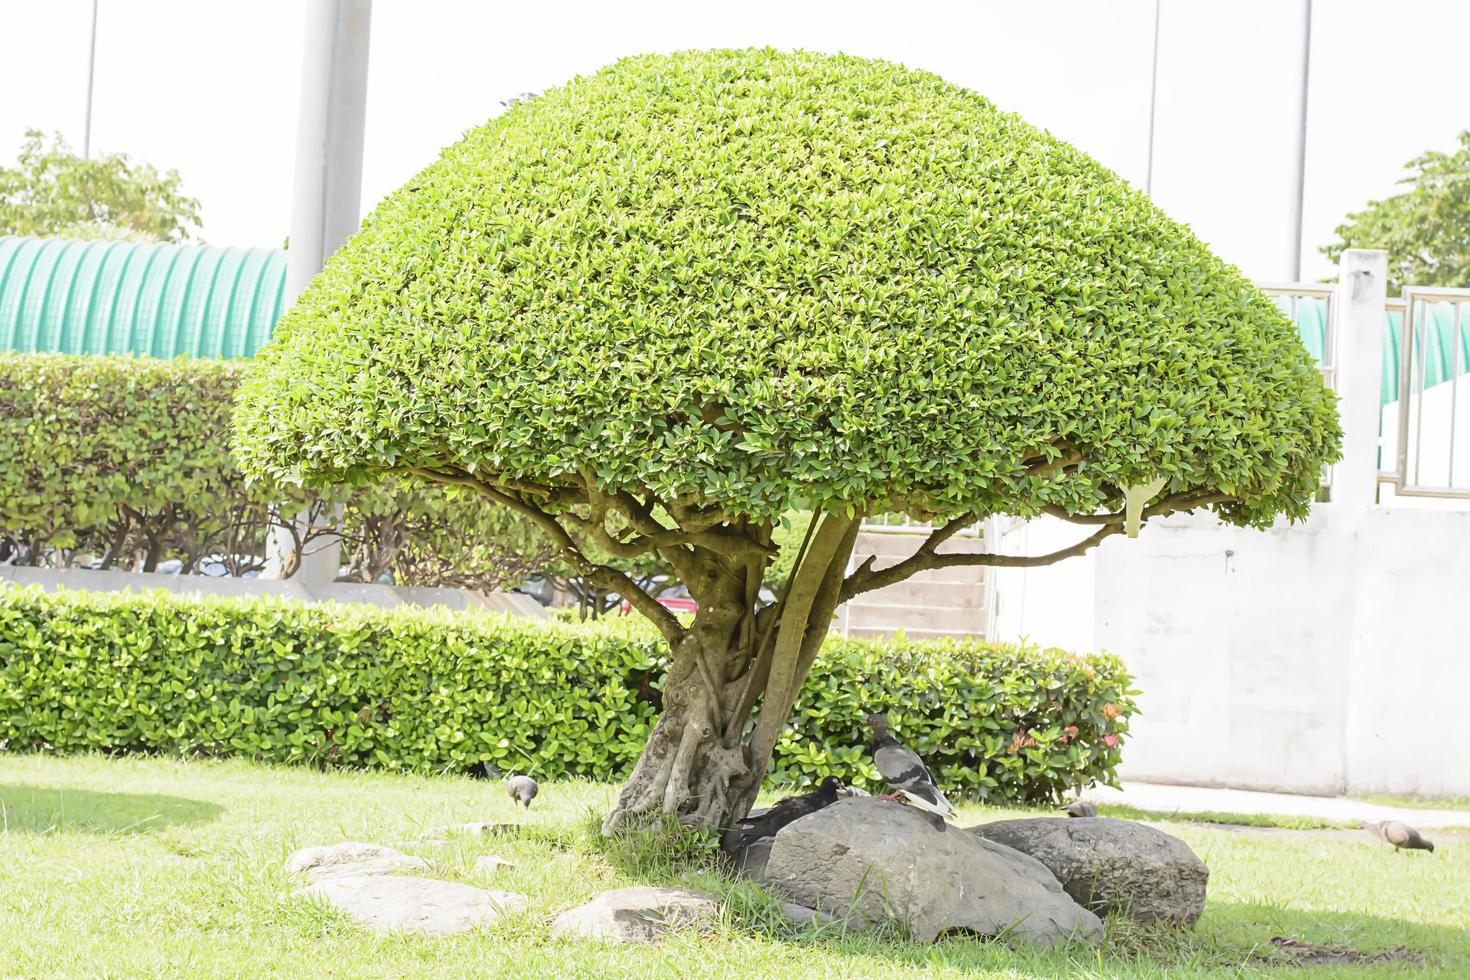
0,236,287,359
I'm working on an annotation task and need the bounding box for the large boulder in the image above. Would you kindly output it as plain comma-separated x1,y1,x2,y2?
285,842,429,882
761,797,1102,946
297,875,527,935
968,817,1208,926
552,886,720,944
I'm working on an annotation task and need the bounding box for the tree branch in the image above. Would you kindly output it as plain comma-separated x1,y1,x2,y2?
409,465,686,645
1040,491,1231,526
840,493,1230,602
839,513,977,602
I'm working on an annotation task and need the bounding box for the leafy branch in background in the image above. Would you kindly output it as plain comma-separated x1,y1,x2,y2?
0,129,200,242
1324,130,1470,291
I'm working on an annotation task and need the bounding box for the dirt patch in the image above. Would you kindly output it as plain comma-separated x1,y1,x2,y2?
1269,935,1421,966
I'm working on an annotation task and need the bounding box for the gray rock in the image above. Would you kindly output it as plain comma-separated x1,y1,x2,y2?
551,886,720,943
762,797,1102,946
474,855,517,877
285,843,429,882
779,902,837,929
968,817,1208,926
297,875,527,935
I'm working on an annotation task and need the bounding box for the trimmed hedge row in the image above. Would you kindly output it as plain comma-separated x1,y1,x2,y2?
0,352,552,588
0,587,1136,803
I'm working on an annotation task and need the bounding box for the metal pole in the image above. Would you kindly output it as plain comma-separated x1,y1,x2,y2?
265,0,373,582
1144,0,1161,195
284,0,373,304
82,0,99,158
1288,0,1312,280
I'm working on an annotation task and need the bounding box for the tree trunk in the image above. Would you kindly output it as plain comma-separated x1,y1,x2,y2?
600,513,859,837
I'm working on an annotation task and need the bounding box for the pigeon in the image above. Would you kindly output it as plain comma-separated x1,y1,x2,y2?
505,775,538,808
734,776,842,848
867,714,957,819
1062,801,1097,818
1365,820,1434,853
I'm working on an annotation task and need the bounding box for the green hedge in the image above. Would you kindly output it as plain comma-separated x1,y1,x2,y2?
0,587,1135,802
0,352,552,587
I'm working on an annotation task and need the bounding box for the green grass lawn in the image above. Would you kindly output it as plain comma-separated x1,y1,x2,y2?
2,755,1466,979
1353,793,1470,812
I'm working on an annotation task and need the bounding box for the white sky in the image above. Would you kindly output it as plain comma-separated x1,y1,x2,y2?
2,0,1466,282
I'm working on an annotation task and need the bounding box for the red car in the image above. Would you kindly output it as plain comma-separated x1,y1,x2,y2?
620,582,697,615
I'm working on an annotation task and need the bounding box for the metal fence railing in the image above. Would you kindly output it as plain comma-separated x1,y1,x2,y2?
1262,283,1337,491
1381,286,1470,499
859,513,982,536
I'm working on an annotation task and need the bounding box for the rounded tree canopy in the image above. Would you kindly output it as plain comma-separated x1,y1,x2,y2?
235,48,1339,528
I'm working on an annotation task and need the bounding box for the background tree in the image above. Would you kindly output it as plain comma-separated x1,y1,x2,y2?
0,130,199,242
542,547,675,621
235,49,1340,836
1323,130,1470,290
338,481,557,591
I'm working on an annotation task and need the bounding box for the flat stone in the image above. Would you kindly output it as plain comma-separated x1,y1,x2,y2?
474,855,517,877
780,902,837,929
297,875,527,935
968,817,1208,926
762,797,1103,946
551,886,720,943
285,843,429,882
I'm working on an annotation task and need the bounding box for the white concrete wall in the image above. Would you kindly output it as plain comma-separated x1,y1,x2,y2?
1087,505,1470,797
989,517,1098,653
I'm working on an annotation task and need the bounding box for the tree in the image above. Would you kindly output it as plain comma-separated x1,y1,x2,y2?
234,49,1340,836
542,547,675,621
1323,130,1470,291
339,481,557,591
0,130,199,242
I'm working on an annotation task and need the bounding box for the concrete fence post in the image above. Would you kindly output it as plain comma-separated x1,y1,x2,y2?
1330,248,1389,509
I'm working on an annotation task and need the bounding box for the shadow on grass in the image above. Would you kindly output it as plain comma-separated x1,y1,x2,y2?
0,784,223,835
770,901,1469,976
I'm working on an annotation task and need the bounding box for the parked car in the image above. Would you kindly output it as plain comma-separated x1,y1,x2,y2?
621,581,697,616
513,575,556,607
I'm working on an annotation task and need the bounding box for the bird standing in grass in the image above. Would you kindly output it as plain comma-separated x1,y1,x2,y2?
1365,820,1434,853
1063,801,1097,818
505,775,538,808
867,714,957,820
734,776,842,848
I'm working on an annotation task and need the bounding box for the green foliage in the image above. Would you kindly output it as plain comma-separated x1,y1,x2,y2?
0,353,259,567
1324,131,1470,291
237,47,1338,530
0,587,1132,802
775,635,1136,804
0,352,549,586
0,130,200,242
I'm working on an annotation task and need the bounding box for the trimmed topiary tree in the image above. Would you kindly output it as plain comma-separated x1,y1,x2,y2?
234,48,1339,835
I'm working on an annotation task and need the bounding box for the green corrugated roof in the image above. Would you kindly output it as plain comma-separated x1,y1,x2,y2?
0,235,287,359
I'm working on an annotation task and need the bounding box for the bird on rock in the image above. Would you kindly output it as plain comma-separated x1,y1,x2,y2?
505,775,538,808
1062,801,1097,818
734,776,842,848
1365,820,1434,853
867,714,957,820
